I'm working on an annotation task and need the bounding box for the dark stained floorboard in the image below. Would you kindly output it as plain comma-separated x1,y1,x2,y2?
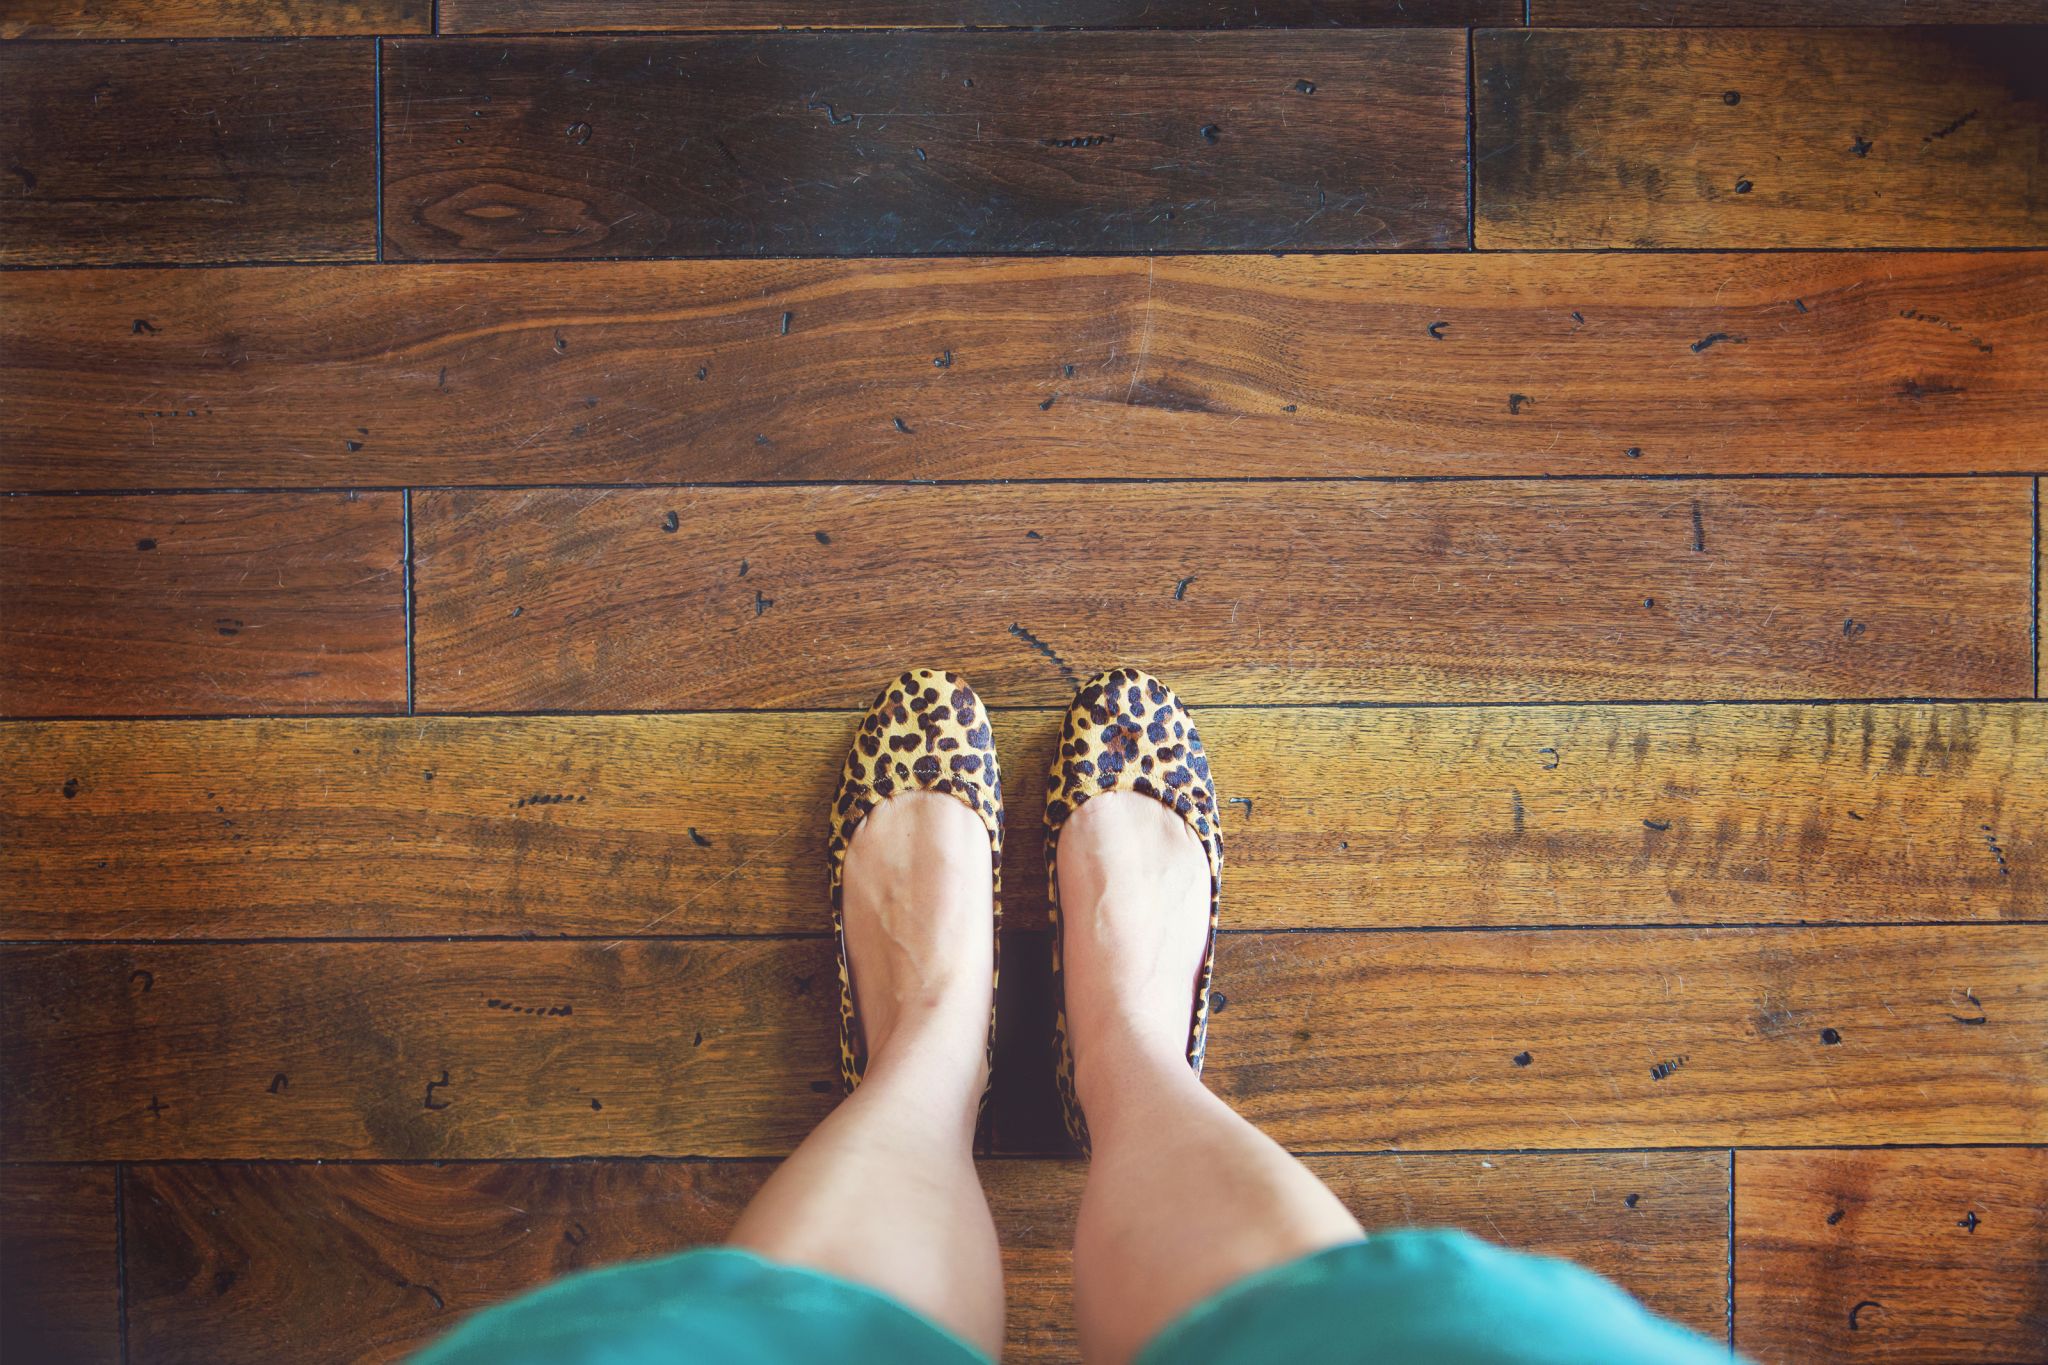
1476,27,2048,248
3,929,2039,1161
444,0,1519,29
1734,1148,2048,1363
0,1166,120,1365
1535,1,2048,21
1,0,428,38
0,41,378,266
380,32,1468,259
119,1152,1727,1365
2,704,2038,939
0,493,409,718
410,479,2035,712
7,253,2047,488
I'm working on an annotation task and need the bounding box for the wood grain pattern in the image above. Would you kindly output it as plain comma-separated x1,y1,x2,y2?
1734,1148,2048,1363
0,1165,120,1365
123,1151,1726,1364
0,494,408,718
8,253,2048,489
0,41,377,266
1536,1,2048,21
1475,28,2048,249
4,928,2039,1159
441,0,1517,29
411,480,2036,711
1,0,427,39
380,33,1467,259
3,703,2039,939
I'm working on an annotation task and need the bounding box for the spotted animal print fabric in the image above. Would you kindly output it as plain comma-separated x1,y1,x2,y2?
827,669,1003,1111
1045,668,1222,1149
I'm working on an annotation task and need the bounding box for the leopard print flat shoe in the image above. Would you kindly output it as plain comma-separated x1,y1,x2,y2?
827,669,1003,1118
1045,667,1223,1149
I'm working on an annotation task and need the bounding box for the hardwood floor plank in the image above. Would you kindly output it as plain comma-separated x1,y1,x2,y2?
1734,1148,2048,1363
1535,1,2048,21
3,929,2038,1159
1,0,428,39
0,42,377,266
3,703,2039,939
380,33,1467,259
7,253,2047,488
123,1151,1724,1364
442,0,1517,29
0,1166,120,1365
0,493,408,718
410,480,2035,711
1475,28,2048,249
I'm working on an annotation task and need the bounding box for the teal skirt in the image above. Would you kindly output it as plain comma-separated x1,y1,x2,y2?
412,1229,1735,1364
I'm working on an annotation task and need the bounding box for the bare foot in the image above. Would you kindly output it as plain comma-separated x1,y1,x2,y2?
1055,791,1212,1104
840,791,995,1086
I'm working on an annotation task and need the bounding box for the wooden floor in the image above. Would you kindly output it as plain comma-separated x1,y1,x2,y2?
1,2,2045,1362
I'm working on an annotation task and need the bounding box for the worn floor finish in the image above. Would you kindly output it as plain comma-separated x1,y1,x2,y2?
1,5,2044,1363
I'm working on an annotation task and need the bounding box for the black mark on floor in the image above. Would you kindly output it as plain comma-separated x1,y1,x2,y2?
396,1279,445,1311
63,777,81,798
132,318,159,335
689,828,713,848
893,416,913,434
1981,826,2011,877
1174,576,1195,601
1512,1050,1533,1068
754,591,774,617
1008,622,1078,685
1044,133,1115,148
1691,500,1706,553
1649,1054,1689,1081
130,969,152,992
1820,1027,1842,1045
513,793,585,809
1896,378,1965,400
1850,135,1872,157
1200,124,1220,143
1427,321,1448,340
1827,1208,1845,1225
1957,1210,1980,1232
1228,796,1254,821
1690,332,1744,354
805,98,853,126
1508,393,1532,414
1924,109,1978,143
487,997,573,1018
1848,1300,1883,1331
1948,988,1988,1025
1624,1192,1640,1208
1643,818,1671,832
933,349,952,368
780,311,793,335
661,510,679,533
424,1071,452,1110
1537,747,1559,770
1295,79,1317,94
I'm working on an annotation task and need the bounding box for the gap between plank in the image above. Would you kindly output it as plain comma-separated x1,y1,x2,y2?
2,1143,2042,1170
402,488,416,716
1725,1148,1736,1352
373,38,384,264
6,695,2044,726
4,921,2044,949
115,1161,129,1365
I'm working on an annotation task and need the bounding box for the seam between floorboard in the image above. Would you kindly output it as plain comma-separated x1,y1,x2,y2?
9,471,2048,497
8,695,2046,725
5,1143,2043,1168
5,922,2044,947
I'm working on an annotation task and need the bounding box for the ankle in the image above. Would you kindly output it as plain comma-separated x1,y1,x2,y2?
1072,1016,1194,1128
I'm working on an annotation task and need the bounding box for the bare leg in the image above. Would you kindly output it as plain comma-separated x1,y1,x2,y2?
1063,794,1364,1365
729,793,1004,1357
